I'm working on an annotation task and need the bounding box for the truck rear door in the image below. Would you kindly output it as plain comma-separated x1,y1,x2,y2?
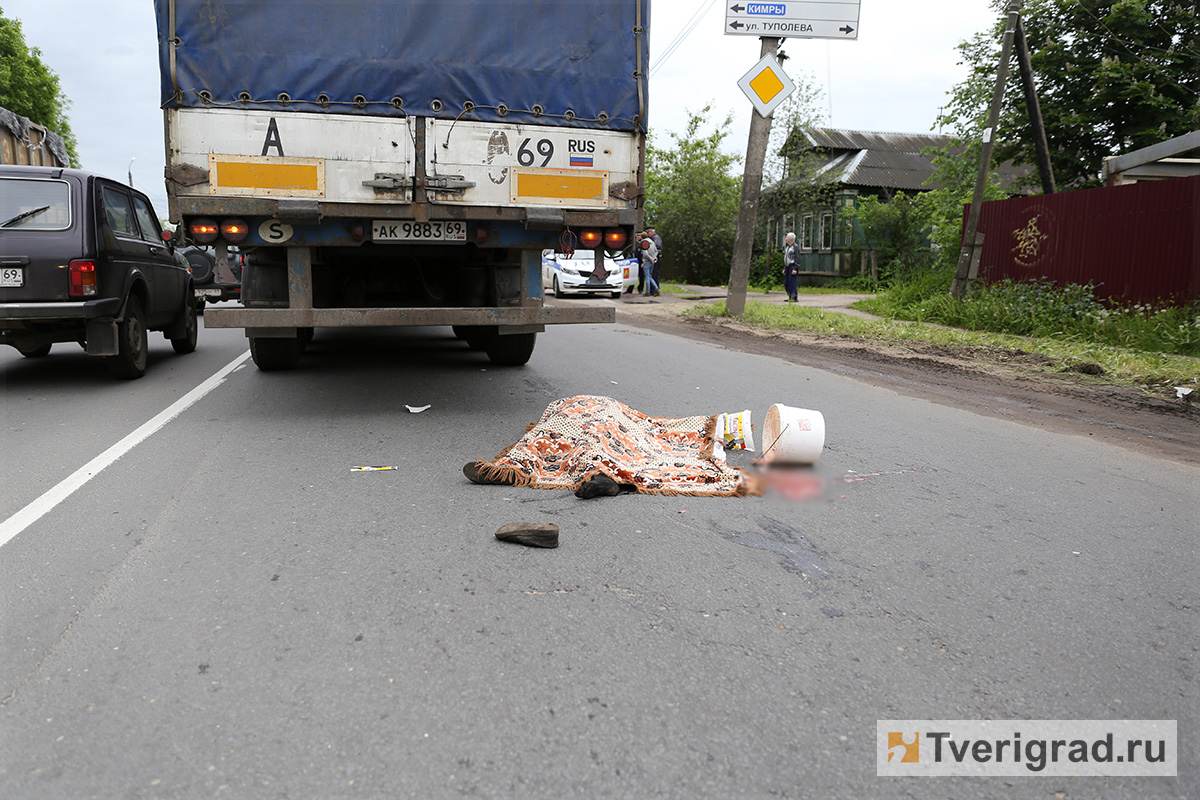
425,120,640,212
166,108,416,207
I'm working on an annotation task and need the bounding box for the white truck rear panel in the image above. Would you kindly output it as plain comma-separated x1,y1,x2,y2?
167,108,415,203
426,119,639,210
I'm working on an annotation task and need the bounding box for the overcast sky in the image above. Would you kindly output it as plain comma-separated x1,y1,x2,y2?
4,0,1000,219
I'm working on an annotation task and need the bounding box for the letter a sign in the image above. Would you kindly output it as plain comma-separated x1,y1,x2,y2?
737,54,795,118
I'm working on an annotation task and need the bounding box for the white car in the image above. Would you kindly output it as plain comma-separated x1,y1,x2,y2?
541,249,626,298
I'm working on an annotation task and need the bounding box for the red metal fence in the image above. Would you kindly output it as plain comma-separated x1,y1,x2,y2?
974,174,1200,306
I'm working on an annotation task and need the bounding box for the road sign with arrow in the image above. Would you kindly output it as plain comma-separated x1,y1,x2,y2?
725,0,861,40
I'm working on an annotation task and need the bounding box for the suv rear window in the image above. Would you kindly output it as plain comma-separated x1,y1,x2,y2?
0,177,72,231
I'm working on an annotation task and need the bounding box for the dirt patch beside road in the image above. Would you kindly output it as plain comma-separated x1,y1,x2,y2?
609,291,1200,466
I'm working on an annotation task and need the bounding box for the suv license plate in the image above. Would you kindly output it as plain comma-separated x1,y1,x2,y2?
372,221,467,243
0,267,23,287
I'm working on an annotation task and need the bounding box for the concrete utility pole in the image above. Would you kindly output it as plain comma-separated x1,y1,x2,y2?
950,0,1022,300
727,37,781,318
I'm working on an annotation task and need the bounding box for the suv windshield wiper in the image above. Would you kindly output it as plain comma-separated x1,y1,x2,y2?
0,205,52,228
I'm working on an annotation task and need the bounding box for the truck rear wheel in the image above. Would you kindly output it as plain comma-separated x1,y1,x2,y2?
453,325,492,351
485,331,536,366
250,335,304,371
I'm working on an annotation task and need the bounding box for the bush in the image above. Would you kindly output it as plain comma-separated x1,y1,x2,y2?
750,252,784,291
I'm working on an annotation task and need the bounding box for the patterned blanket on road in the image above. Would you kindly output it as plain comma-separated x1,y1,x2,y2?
469,395,755,496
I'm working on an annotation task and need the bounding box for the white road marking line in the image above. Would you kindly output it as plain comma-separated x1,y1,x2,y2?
0,350,252,549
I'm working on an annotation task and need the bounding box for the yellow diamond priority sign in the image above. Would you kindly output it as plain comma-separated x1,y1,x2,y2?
737,53,795,118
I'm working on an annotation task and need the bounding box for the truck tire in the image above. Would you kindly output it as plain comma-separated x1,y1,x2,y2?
250,335,304,371
169,295,199,354
108,295,149,379
453,325,492,351
485,331,536,366
19,343,52,358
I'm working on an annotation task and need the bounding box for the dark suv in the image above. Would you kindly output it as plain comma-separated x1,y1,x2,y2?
0,165,197,378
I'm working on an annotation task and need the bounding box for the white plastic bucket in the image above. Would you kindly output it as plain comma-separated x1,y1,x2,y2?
761,404,825,464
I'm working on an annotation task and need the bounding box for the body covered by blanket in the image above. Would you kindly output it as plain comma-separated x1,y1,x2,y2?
469,395,757,496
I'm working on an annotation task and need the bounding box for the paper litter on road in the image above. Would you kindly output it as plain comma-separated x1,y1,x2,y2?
351,466,398,472
406,404,431,413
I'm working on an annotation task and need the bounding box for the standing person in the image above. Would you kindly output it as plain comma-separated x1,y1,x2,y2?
640,236,659,296
647,228,663,296
632,233,646,294
783,231,799,303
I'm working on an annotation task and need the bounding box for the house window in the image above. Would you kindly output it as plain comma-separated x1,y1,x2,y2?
801,214,814,251
820,212,833,251
839,195,856,247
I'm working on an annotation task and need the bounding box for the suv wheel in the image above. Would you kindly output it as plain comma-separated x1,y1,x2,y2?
170,295,198,354
108,295,148,379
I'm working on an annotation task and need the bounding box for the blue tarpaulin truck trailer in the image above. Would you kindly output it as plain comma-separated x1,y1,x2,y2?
154,0,648,369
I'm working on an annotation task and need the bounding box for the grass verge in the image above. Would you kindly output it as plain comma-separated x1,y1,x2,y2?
684,301,1200,393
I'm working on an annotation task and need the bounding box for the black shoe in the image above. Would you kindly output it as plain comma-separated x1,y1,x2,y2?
575,474,635,499
463,461,509,485
495,522,559,548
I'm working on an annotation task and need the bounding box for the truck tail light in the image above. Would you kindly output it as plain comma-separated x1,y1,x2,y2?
578,229,603,248
220,218,249,243
69,260,97,297
604,228,627,249
190,218,219,244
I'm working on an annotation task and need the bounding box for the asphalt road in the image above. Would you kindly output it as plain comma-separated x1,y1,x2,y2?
1,305,1195,798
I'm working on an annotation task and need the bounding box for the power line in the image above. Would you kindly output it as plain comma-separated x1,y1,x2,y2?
649,0,720,78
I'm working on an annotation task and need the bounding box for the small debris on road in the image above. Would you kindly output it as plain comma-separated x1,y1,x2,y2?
495,522,559,548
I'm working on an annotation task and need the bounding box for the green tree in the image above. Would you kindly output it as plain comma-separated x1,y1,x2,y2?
943,0,1200,190
0,9,79,165
760,78,834,223
842,192,937,283
644,104,742,285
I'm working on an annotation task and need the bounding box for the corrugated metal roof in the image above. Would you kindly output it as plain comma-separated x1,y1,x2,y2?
804,128,951,154
801,128,950,190
799,127,1031,192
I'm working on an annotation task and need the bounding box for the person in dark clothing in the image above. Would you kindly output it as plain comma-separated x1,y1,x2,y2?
783,232,799,302
631,233,646,293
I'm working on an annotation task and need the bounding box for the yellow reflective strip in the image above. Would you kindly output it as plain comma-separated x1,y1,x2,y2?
516,172,604,200
216,161,320,191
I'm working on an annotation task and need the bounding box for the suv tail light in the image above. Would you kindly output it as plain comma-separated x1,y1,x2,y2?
69,260,97,297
